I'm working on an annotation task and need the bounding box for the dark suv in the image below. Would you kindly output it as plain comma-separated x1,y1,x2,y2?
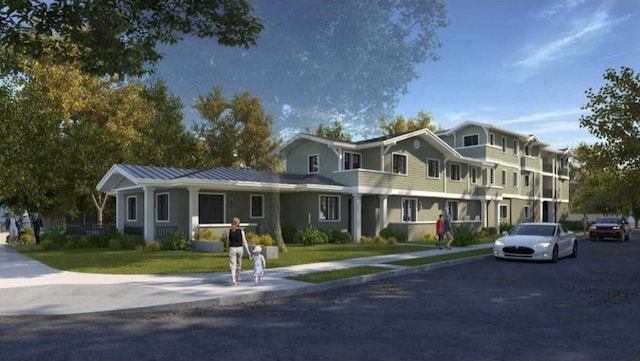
589,216,631,242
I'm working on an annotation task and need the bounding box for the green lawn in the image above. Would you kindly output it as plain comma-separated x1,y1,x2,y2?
18,238,498,275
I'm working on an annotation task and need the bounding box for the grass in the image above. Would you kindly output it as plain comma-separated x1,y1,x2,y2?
386,247,493,266
17,236,499,275
288,266,389,283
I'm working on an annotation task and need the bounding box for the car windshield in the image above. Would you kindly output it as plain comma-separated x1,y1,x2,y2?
510,224,556,236
595,217,619,224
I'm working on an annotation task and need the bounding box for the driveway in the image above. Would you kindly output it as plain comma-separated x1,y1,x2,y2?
1,230,639,361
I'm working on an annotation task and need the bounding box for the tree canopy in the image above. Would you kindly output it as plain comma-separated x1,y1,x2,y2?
380,110,438,136
0,0,263,77
157,0,448,134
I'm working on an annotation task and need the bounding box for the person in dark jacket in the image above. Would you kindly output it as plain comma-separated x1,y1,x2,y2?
32,213,43,245
225,217,251,286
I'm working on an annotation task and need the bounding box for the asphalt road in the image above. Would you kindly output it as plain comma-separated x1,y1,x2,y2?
1,232,639,361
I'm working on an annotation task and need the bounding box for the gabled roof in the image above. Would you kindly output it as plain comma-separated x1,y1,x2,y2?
438,120,549,146
97,164,345,193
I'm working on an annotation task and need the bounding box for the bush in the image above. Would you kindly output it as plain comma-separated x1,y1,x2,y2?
40,240,56,250
40,231,67,249
481,227,498,236
452,225,479,246
359,235,373,244
246,232,275,246
121,234,144,250
108,238,122,250
330,229,352,244
562,221,583,232
296,225,329,246
162,232,189,250
281,225,297,243
379,227,406,243
194,228,217,240
499,222,513,234
147,241,161,252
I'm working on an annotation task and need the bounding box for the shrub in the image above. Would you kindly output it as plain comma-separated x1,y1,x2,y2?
194,228,217,240
296,225,329,246
246,232,275,246
379,227,406,243
40,231,67,249
562,221,583,232
481,227,498,236
162,232,189,250
373,235,387,244
330,229,352,244
121,235,144,250
423,233,438,242
281,225,297,243
147,241,161,252
19,232,35,245
359,235,374,244
40,240,56,250
259,234,274,246
499,222,513,234
385,236,398,245
108,238,122,250
452,225,479,246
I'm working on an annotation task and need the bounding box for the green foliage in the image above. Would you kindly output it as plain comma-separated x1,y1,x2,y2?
120,235,145,250
562,221,584,232
295,225,329,246
379,227,406,243
281,225,298,243
499,222,513,234
147,241,161,252
380,110,437,136
162,232,190,251
329,230,352,244
194,228,218,241
108,239,123,250
452,225,479,247
307,120,352,141
480,227,498,236
246,232,275,246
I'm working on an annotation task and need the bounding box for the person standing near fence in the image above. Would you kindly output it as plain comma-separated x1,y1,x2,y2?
6,212,21,247
32,213,43,245
226,217,251,286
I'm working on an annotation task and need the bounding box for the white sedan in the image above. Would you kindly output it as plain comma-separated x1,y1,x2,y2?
493,222,577,263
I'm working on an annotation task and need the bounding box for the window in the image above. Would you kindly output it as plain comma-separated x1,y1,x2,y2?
524,205,531,221
524,145,530,156
319,195,340,221
402,198,417,222
450,163,461,181
427,159,440,178
392,153,407,174
524,174,530,187
463,134,479,146
343,151,361,170
199,194,224,224
500,204,509,219
513,171,518,187
308,154,319,173
513,139,518,155
490,169,495,185
156,193,169,222
501,170,507,186
250,194,264,218
489,133,495,145
501,136,506,152
470,167,477,184
126,196,137,222
446,201,459,221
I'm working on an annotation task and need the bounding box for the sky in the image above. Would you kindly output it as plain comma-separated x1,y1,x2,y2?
396,0,640,149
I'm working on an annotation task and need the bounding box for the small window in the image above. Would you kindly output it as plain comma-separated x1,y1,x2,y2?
501,137,506,152
489,133,495,146
524,174,530,187
319,195,340,221
393,153,407,174
127,196,137,222
450,163,461,181
513,139,518,155
490,169,495,185
402,198,417,222
250,194,264,219
513,171,518,187
523,205,531,221
464,134,479,147
500,204,509,219
308,154,319,173
156,193,169,222
343,151,361,170
428,159,440,178
470,168,477,184
524,145,530,156
446,201,459,221
501,170,507,186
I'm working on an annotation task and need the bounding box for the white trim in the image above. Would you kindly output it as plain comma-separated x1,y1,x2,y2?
427,158,440,179
155,192,170,223
308,154,319,174
319,194,340,222
401,197,418,222
463,133,480,147
450,163,461,182
126,195,137,222
391,152,408,175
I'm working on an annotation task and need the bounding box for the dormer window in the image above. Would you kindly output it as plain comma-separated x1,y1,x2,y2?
343,151,361,170
308,154,319,173
464,134,479,146
524,145,530,156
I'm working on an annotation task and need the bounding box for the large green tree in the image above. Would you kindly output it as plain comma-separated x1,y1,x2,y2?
0,0,263,77
577,66,640,220
380,110,438,136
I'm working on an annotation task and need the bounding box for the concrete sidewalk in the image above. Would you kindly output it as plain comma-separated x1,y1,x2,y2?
0,242,493,316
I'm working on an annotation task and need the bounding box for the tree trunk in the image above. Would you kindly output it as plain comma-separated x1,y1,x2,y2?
269,184,287,252
91,192,110,226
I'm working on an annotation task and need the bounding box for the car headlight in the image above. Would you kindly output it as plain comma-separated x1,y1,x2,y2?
494,240,504,246
532,242,551,248
612,226,620,230
590,225,596,230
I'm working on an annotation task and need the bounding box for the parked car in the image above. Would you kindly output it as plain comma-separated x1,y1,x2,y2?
493,222,577,263
589,216,630,242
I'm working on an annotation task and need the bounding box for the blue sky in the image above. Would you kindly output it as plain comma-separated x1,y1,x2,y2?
396,0,640,149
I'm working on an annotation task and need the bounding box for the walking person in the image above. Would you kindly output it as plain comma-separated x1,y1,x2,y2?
251,245,266,285
32,213,43,245
582,214,589,235
444,213,454,250
435,214,445,249
226,217,251,286
6,212,21,247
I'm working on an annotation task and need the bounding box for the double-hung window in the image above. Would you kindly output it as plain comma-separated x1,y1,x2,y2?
446,201,459,221
470,168,477,184
319,195,340,221
308,154,319,173
464,134,479,146
428,159,440,178
450,163,461,181
402,198,417,222
250,194,264,218
156,193,169,222
127,196,137,222
392,153,407,174
343,152,361,170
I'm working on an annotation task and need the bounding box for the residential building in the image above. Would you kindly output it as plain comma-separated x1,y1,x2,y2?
97,121,571,244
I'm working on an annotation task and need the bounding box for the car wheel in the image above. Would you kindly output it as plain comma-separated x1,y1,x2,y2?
570,241,578,258
551,245,559,263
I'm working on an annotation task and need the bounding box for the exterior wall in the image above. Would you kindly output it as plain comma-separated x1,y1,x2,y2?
360,147,382,170
361,195,378,237
285,140,339,178
280,192,349,233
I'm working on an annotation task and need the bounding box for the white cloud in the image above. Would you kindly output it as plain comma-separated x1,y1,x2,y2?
535,0,586,19
496,109,585,125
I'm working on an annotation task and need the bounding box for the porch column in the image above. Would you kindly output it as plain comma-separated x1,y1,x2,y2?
115,191,124,233
188,187,200,240
143,186,155,244
352,194,362,243
495,200,501,232
378,195,388,233
481,200,487,228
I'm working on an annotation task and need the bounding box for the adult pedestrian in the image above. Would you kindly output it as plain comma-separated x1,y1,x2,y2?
444,214,454,250
435,214,444,249
6,212,21,247
226,217,251,286
32,212,43,245
582,214,589,234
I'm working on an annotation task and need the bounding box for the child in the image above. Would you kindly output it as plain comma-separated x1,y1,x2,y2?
251,245,266,284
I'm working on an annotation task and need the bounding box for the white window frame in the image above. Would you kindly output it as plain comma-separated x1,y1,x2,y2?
490,169,496,185
343,151,361,170
446,200,459,221
126,195,137,222
523,205,531,221
156,192,170,223
470,167,477,184
249,194,264,219
427,158,440,179
513,171,518,187
308,154,319,174
463,134,479,147
499,204,509,219
524,174,530,188
392,153,408,175
401,198,417,222
319,195,340,222
450,163,461,182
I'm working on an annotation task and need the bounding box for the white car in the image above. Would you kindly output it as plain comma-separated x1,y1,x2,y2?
493,222,577,263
